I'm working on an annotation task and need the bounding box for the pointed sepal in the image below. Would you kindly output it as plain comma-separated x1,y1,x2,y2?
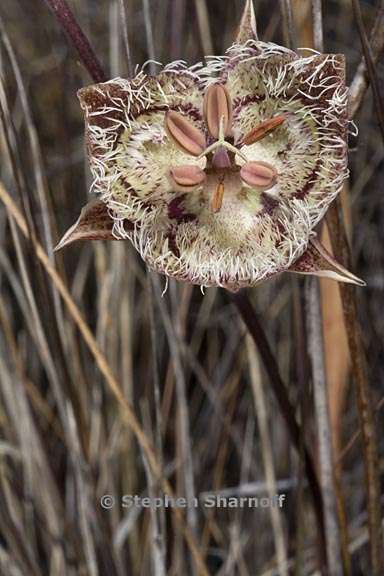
55,200,121,251
235,0,258,44
288,238,365,286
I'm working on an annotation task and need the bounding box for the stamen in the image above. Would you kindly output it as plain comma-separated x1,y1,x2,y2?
170,165,206,187
165,111,206,156
212,182,225,213
240,161,277,190
241,115,286,146
204,83,233,139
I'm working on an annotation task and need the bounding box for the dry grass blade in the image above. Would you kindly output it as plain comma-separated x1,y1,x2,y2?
246,335,288,576
350,0,384,143
194,0,213,55
279,0,296,49
306,278,343,576
311,0,323,53
230,290,327,568
117,0,134,77
0,181,210,576
327,199,384,576
348,2,384,118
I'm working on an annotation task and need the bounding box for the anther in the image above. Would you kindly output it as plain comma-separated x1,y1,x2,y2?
170,165,206,187
165,111,206,156
242,115,286,146
212,181,225,213
204,83,232,139
240,161,277,190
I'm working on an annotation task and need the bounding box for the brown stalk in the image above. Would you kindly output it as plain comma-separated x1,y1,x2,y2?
348,2,384,123
43,0,106,83
279,0,296,49
0,181,210,576
229,290,326,565
350,0,384,143
300,5,350,573
322,4,384,574
306,279,343,576
326,200,384,576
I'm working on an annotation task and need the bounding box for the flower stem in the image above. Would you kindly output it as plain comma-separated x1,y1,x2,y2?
43,0,107,83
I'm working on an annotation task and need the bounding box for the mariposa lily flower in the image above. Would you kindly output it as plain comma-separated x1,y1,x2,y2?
57,0,364,291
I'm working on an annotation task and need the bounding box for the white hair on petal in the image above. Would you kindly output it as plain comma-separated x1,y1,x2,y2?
79,40,348,290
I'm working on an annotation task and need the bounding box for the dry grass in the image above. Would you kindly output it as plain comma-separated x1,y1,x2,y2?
0,1,383,575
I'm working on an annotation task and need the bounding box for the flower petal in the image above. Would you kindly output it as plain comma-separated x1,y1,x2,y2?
213,43,349,263
73,47,354,291
55,200,125,250
288,238,365,286
235,0,258,44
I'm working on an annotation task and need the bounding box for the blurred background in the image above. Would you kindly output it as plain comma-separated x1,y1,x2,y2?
0,0,383,575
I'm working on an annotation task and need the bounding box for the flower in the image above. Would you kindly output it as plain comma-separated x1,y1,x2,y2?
57,0,363,290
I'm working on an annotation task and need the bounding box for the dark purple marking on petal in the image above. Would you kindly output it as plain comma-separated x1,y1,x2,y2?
121,177,139,196
166,230,180,258
179,103,203,122
232,94,265,112
80,81,204,155
261,192,279,215
293,160,321,200
168,195,197,224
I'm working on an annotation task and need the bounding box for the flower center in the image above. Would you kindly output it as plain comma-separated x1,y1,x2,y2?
166,84,284,213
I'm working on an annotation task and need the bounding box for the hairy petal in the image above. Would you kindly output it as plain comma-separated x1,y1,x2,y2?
235,0,258,43
55,200,122,250
288,238,365,286
67,45,355,291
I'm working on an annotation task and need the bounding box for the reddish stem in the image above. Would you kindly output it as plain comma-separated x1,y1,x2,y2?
44,0,107,83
